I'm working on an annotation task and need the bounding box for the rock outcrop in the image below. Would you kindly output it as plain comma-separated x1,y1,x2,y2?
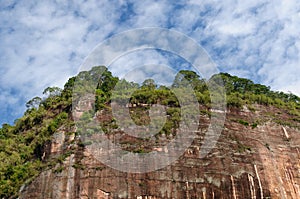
19,104,300,199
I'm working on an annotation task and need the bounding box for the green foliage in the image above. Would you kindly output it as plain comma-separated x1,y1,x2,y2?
0,80,71,198
247,105,256,112
238,119,249,126
141,79,156,90
133,148,146,154
251,123,258,129
53,165,65,173
227,93,243,108
1,66,300,198
43,87,62,97
72,163,85,170
97,69,118,94
172,70,205,91
26,96,42,110
95,89,108,110
210,73,300,116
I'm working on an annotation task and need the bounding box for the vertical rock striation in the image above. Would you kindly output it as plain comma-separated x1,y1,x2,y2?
20,105,300,198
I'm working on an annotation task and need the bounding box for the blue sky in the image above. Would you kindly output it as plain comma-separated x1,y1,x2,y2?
1,0,300,125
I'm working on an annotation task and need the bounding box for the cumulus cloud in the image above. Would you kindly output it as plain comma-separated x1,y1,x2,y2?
1,0,300,124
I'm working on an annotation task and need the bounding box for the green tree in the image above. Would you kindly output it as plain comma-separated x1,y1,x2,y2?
141,79,156,90
42,87,62,97
26,96,42,109
172,70,204,90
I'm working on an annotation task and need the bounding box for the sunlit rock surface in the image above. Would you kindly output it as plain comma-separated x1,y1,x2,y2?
20,104,300,199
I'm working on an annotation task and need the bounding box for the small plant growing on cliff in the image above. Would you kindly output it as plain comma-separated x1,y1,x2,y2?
72,163,85,170
238,119,249,126
247,105,256,112
251,123,258,129
54,165,65,173
133,148,146,154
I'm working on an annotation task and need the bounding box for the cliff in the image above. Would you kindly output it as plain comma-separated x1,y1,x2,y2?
19,104,300,199
1,67,300,199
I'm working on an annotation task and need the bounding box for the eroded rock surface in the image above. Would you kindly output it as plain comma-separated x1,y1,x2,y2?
20,105,300,198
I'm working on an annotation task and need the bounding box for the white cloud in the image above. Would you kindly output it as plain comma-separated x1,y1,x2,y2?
187,0,300,96
1,0,300,124
131,1,171,27
217,20,255,36
0,0,126,124
108,50,177,86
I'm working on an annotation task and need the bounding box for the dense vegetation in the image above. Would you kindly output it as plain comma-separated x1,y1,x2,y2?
0,66,300,198
0,80,74,198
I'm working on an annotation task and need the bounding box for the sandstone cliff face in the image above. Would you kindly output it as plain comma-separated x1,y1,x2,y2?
19,105,300,199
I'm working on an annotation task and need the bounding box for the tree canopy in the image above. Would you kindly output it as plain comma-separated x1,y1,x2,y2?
1,66,300,198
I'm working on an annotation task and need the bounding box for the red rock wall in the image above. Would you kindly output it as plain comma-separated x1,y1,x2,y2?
20,106,300,199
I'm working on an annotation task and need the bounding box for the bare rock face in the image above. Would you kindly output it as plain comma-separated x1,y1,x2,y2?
19,105,300,199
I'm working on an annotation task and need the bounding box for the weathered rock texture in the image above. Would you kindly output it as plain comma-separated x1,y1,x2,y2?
20,105,300,198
